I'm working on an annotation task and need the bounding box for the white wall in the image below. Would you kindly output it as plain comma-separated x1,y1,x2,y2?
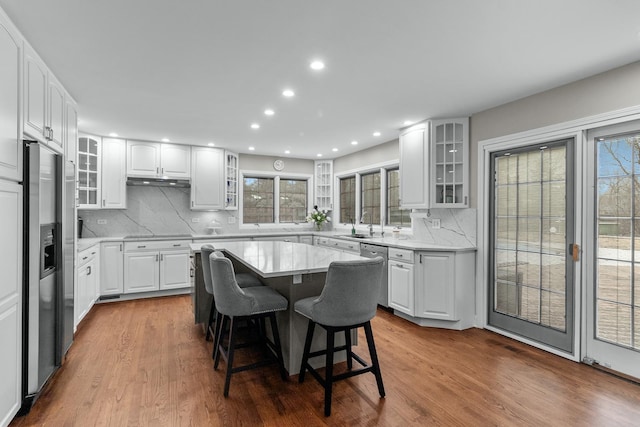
333,139,399,173
469,60,640,207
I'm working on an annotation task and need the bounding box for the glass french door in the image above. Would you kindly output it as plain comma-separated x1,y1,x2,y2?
585,121,640,379
488,139,575,352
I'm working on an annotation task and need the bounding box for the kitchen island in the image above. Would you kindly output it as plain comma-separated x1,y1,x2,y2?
190,240,367,375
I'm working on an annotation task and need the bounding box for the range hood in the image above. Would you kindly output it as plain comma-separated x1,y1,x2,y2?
126,177,191,188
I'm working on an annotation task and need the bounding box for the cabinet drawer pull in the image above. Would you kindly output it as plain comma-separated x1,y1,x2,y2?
173,244,181,247
395,253,403,257
82,256,88,261
138,245,146,249
156,254,159,262
120,244,123,252
396,263,404,268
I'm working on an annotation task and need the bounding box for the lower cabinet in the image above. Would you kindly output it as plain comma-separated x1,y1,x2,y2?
100,241,124,295
123,240,191,294
415,252,456,320
76,245,99,327
388,261,415,315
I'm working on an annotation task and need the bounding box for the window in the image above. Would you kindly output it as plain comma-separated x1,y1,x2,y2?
387,169,411,226
279,179,307,223
243,177,274,223
361,172,381,224
241,174,310,224
339,176,356,223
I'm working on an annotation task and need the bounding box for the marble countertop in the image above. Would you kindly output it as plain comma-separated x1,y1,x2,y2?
198,241,366,278
78,231,476,253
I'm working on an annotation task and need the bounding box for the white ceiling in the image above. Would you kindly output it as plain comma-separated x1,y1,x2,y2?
2,0,640,159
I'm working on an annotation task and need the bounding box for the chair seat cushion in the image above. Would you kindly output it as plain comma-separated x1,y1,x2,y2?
236,273,263,288
242,286,288,315
294,296,319,320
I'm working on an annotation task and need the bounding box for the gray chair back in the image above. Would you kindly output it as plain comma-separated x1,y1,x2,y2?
201,244,215,295
209,251,253,317
312,257,384,326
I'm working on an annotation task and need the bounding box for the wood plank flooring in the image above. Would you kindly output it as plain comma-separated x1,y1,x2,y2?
10,295,640,426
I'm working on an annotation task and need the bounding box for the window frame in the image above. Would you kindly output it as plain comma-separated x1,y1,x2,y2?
239,170,313,228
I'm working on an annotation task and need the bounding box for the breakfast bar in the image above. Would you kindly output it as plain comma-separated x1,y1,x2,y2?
190,240,367,375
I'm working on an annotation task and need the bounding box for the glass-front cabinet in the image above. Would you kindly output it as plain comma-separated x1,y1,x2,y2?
77,135,100,208
314,160,333,211
431,118,469,208
225,151,239,210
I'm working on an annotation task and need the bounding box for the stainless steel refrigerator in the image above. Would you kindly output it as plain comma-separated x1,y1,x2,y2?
20,140,75,413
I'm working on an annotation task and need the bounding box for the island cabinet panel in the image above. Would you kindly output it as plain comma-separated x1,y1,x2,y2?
0,16,21,182
190,146,224,210
100,242,124,295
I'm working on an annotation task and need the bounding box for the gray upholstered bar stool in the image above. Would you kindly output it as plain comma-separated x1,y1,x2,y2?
209,251,288,397
294,257,385,416
200,244,263,341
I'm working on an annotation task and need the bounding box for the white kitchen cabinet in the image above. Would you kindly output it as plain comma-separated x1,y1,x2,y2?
127,141,190,178
0,180,22,427
0,15,21,182
314,160,333,211
431,118,469,208
101,138,127,209
191,146,224,210
299,235,313,245
100,241,124,295
253,235,299,243
399,122,429,209
414,250,475,327
388,260,414,316
65,97,78,164
77,135,101,208
225,151,239,210
23,42,66,153
159,251,191,290
76,245,99,327
313,236,358,254
123,240,191,294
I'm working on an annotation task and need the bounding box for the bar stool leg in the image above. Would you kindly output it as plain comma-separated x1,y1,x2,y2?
223,317,238,397
206,300,216,341
268,312,288,380
298,320,315,383
324,328,335,417
213,313,226,368
364,321,385,398
345,327,353,370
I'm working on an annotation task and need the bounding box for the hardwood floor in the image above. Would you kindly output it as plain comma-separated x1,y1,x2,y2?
10,295,640,426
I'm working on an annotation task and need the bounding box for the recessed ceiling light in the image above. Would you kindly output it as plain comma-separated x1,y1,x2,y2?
317,153,323,157
161,138,170,142
403,120,414,126
251,123,260,129
310,60,325,70
264,109,275,116
207,142,215,147
373,131,381,137
332,148,338,152
108,132,118,137
284,150,290,154
248,146,255,151
282,89,295,97
351,140,358,145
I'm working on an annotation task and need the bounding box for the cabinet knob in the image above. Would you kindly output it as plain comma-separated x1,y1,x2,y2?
87,266,92,275
138,245,146,249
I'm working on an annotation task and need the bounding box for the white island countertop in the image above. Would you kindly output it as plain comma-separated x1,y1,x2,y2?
191,241,367,278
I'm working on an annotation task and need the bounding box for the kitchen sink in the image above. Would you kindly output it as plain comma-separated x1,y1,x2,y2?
338,234,369,239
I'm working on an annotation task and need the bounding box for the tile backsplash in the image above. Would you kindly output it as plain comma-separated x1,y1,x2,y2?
411,208,476,247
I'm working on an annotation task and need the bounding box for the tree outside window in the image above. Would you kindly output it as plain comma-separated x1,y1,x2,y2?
361,172,381,225
339,176,356,224
243,177,274,223
387,169,411,226
279,179,307,223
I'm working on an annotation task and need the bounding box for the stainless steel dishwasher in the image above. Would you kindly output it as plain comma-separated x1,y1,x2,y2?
360,243,389,307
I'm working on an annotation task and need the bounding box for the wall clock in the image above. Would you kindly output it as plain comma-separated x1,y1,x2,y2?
273,159,284,171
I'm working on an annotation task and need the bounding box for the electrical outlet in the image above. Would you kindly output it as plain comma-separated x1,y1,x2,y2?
228,216,236,224
97,219,107,225
191,218,200,223
432,218,441,229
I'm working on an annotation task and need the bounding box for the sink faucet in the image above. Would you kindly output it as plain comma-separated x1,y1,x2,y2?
361,211,374,237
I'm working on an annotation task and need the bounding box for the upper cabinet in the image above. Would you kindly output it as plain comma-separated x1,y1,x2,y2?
314,160,333,211
127,141,190,178
101,138,126,209
77,135,100,209
431,118,469,208
191,146,224,210
65,97,78,164
23,43,72,154
0,14,21,182
225,151,238,210
399,118,469,210
399,122,430,209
